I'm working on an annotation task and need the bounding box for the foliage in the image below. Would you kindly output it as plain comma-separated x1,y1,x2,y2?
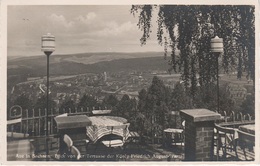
77,94,98,110
193,83,235,114
240,94,254,117
34,95,56,114
114,94,137,119
13,94,34,116
131,5,255,90
170,82,193,127
218,86,236,115
59,98,76,114
14,93,33,110
134,89,147,135
138,89,147,108
103,94,119,108
136,76,238,142
138,76,171,141
170,82,193,111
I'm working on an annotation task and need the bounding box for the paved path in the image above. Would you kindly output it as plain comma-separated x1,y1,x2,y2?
7,139,34,161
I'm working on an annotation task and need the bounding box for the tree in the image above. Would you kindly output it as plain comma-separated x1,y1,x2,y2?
34,96,56,114
218,86,236,115
77,94,98,110
170,82,193,127
147,76,171,105
137,89,147,112
240,94,254,117
193,83,235,114
132,89,147,135
171,82,193,111
14,93,33,110
13,93,33,117
131,5,255,90
59,98,76,114
115,94,136,119
103,94,119,108
143,76,171,143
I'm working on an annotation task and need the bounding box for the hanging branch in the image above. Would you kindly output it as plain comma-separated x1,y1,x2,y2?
131,5,255,93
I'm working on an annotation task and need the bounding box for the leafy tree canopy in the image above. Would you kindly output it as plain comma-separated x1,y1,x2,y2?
131,5,255,90
59,98,76,114
240,94,254,117
170,82,193,111
34,95,56,113
115,94,137,119
103,94,119,108
78,94,98,110
147,76,171,106
14,93,33,110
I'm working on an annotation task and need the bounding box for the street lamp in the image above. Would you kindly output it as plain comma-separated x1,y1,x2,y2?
210,36,223,113
41,33,55,160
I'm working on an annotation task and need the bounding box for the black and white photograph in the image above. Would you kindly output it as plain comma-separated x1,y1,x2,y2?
2,0,259,164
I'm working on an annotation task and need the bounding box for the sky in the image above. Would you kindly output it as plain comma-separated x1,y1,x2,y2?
7,5,164,57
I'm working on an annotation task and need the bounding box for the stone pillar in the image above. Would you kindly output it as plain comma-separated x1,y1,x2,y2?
180,109,221,161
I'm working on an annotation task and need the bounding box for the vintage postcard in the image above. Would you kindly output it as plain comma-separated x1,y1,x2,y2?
1,0,259,165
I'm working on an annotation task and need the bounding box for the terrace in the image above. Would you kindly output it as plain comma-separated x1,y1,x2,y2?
7,107,255,162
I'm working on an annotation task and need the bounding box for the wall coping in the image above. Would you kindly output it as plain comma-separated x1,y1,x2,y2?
180,109,221,122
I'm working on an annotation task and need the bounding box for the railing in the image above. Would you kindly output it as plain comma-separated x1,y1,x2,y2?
216,110,254,125
7,106,254,139
7,107,100,138
214,111,255,161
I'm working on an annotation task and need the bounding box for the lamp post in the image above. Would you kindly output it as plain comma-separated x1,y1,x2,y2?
210,36,223,113
41,33,55,160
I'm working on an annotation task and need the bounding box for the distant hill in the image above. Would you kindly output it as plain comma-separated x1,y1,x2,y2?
7,52,171,77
